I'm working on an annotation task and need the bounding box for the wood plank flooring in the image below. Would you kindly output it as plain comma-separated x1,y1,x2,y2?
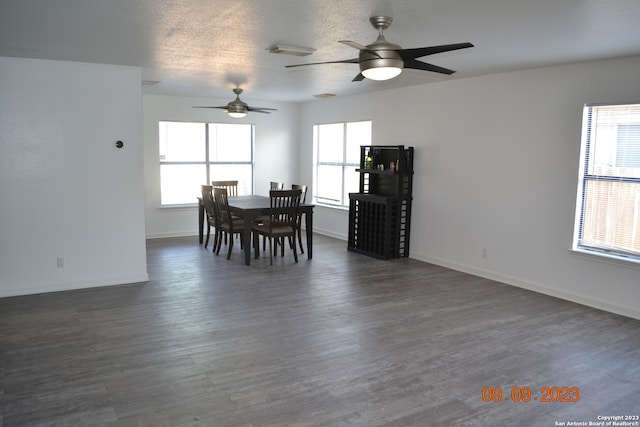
1,234,639,426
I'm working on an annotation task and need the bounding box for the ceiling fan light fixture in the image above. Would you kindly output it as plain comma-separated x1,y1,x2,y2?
285,15,473,83
361,66,403,81
193,88,276,117
226,101,248,119
358,36,404,81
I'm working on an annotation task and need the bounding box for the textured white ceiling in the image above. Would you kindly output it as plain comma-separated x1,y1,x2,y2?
1,0,640,103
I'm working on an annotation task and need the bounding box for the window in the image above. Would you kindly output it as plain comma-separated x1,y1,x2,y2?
313,121,372,208
573,103,640,262
159,121,254,205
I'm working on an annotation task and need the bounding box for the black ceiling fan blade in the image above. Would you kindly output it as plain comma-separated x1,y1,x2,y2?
403,58,456,75
398,42,474,60
285,58,359,68
352,73,365,82
247,106,278,112
193,106,227,109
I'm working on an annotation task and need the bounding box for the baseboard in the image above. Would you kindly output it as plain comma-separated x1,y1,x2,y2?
411,252,640,321
146,231,199,239
312,227,347,241
0,273,150,299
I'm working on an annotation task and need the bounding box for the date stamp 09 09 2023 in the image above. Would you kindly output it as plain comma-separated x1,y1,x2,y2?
481,386,639,426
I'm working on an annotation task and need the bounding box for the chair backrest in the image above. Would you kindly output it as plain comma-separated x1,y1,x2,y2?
291,184,308,204
201,185,216,222
270,181,284,190
212,187,233,225
269,189,302,228
212,180,238,197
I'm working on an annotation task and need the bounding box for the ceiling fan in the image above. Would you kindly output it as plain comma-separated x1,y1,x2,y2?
286,16,473,82
194,88,277,118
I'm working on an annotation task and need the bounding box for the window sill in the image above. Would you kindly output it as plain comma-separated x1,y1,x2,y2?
315,203,349,212
569,247,640,270
159,203,198,210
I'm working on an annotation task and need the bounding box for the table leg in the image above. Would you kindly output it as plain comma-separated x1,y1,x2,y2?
243,213,253,265
198,199,204,244
305,209,313,259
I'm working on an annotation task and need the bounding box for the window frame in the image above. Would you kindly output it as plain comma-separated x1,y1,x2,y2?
573,102,640,264
159,121,255,206
312,120,372,209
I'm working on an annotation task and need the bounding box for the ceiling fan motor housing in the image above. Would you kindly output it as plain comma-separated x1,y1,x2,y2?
227,93,249,114
359,36,404,77
227,104,248,114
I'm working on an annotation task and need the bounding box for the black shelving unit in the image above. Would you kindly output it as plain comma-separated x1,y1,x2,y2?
348,145,414,259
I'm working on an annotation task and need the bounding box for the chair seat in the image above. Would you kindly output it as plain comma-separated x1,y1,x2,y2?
252,222,293,237
253,216,268,225
221,219,244,232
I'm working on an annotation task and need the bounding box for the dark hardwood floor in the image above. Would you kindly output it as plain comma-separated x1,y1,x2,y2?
1,235,639,426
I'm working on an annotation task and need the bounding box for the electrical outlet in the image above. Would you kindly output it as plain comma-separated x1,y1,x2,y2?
482,248,488,259
57,257,64,268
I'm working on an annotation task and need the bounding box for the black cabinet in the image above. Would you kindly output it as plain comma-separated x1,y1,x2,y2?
348,145,414,259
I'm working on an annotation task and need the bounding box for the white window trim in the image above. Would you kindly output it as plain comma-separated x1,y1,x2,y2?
569,247,640,270
572,101,640,264
312,120,371,209
159,121,254,206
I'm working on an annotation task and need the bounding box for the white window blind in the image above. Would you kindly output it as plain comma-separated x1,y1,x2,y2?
574,103,640,261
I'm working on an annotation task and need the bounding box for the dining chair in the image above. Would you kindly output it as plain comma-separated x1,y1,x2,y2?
211,180,238,196
252,189,302,265
200,185,221,253
290,184,308,254
213,187,245,260
258,182,285,250
212,180,240,245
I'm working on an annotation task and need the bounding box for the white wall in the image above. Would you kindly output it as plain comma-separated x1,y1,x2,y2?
143,94,300,238
298,55,640,320
0,57,148,297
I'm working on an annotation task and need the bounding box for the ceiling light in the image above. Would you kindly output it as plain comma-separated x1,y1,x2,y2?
226,104,247,118
361,66,403,81
267,45,316,56
193,88,275,118
359,49,404,81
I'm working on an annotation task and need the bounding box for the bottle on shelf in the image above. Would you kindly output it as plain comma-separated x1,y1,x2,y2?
365,154,373,169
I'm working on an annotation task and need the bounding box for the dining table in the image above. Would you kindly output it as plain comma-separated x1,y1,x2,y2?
198,195,314,265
